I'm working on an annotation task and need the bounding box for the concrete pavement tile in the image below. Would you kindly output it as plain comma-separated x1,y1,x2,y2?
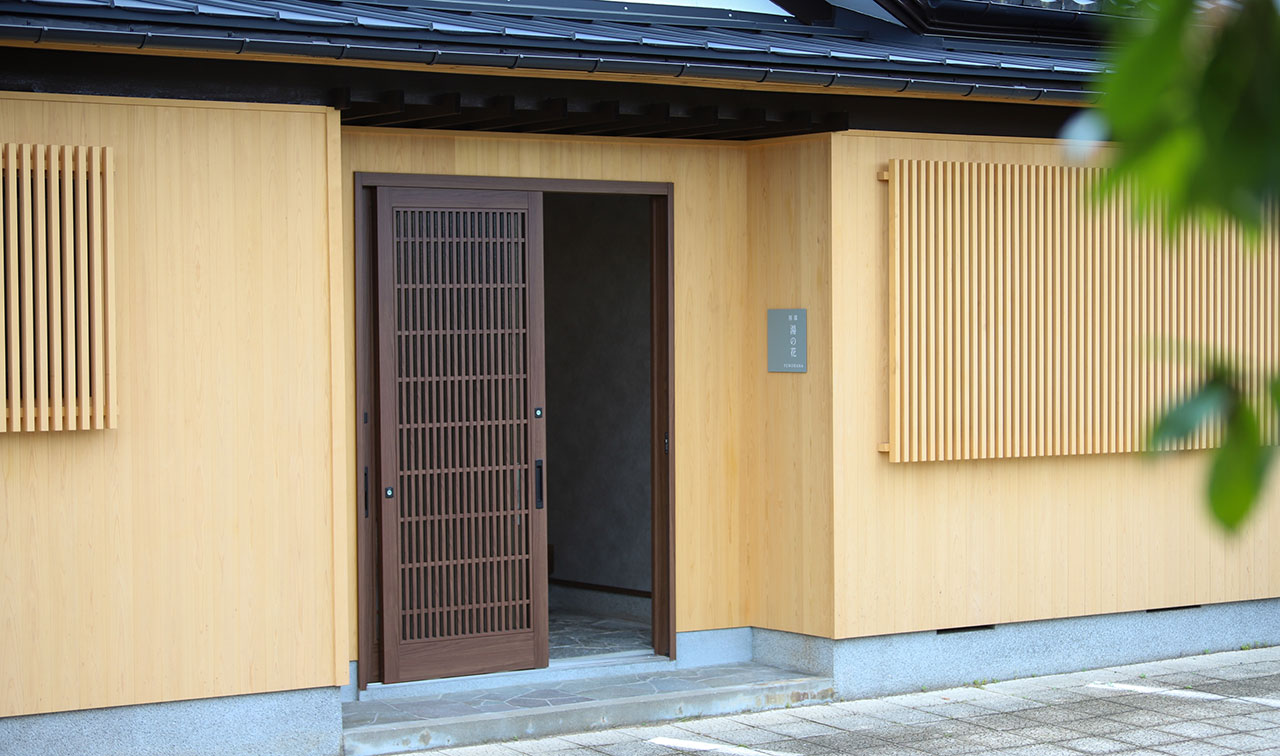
708,726,793,745
743,737,833,755
907,737,987,755
1071,701,1139,717
1152,742,1239,756
962,729,1038,749
1204,701,1276,716
863,706,949,726
1214,664,1280,681
504,738,585,754
675,718,755,734
1110,729,1187,747
1201,716,1277,732
1109,710,1186,728
1009,724,1083,742
890,689,988,707
616,725,698,741
1061,718,1130,736
803,732,890,752
876,724,958,744
920,720,995,739
1250,728,1280,744
760,721,844,738
855,746,933,756
1245,711,1280,726
563,730,639,746
1018,708,1097,725
787,704,868,723
969,713,1043,731
1059,736,1131,754
836,699,933,719
813,713,900,732
434,746,525,756
1019,690,1099,705
920,702,997,719
597,742,682,756
968,694,1046,713
998,745,1089,756
1147,674,1224,688
731,710,806,727
1205,733,1276,751
1157,722,1237,739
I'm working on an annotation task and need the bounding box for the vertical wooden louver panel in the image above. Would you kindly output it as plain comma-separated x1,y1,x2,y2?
0,143,116,432
376,187,547,683
888,158,1280,462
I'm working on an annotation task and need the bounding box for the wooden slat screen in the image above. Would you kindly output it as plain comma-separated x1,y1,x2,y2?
888,158,1279,463
393,207,532,642
0,143,116,432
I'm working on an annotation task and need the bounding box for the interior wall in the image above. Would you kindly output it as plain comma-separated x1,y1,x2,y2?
0,91,348,717
342,127,752,638
543,193,653,595
830,131,1280,640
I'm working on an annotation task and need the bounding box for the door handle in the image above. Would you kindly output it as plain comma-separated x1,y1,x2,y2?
535,459,544,510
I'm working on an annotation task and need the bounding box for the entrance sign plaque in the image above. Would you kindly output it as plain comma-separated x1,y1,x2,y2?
767,308,807,373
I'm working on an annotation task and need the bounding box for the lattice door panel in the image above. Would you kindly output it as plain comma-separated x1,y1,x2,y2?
375,187,548,683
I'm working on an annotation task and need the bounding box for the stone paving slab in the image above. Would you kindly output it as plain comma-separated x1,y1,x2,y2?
406,647,1280,756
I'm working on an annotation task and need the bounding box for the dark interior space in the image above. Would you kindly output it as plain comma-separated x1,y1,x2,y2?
543,193,655,660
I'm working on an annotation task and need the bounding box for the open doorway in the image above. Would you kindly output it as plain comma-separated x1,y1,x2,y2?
353,175,673,688
543,193,655,661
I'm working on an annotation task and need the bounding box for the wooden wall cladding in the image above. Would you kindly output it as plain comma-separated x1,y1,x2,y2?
0,93,347,718
888,158,1280,463
1,144,116,432
832,132,1280,641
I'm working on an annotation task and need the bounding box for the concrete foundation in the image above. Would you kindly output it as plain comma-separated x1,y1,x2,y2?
1,686,342,756
752,597,1280,699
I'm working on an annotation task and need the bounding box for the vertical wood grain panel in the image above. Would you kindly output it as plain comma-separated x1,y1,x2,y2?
0,94,343,718
888,158,1279,463
33,144,48,430
1,144,12,431
48,145,64,431
19,144,34,430
0,143,117,432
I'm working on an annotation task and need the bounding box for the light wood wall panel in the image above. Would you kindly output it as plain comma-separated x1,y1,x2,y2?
888,159,1278,463
742,137,836,637
0,143,117,432
341,128,752,643
0,92,349,717
832,131,1280,640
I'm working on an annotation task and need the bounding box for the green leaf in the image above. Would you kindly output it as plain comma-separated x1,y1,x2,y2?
1149,378,1231,449
1207,403,1272,531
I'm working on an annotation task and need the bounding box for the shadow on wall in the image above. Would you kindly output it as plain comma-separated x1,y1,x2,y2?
543,192,653,597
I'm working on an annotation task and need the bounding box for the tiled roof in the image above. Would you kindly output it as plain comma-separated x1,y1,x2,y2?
0,0,1105,102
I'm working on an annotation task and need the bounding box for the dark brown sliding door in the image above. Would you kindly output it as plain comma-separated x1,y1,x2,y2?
375,187,548,683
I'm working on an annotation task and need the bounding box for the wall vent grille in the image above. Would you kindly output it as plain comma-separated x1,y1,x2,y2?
1,144,116,432
888,158,1279,463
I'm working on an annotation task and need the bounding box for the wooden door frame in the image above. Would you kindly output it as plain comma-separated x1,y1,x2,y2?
354,173,676,688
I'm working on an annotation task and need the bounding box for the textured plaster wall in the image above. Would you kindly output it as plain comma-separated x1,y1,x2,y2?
543,193,653,594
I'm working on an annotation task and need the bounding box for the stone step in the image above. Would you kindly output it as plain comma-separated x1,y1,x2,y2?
357,651,673,703
342,662,835,755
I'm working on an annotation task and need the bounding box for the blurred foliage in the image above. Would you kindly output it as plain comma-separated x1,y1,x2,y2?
1089,0,1280,530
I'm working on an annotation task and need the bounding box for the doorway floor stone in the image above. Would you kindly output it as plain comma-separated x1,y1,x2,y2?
550,612,651,660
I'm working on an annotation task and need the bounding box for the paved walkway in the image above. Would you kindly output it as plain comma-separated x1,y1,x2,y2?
411,646,1280,756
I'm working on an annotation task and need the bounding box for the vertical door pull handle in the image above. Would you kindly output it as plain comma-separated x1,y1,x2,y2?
535,459,544,509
